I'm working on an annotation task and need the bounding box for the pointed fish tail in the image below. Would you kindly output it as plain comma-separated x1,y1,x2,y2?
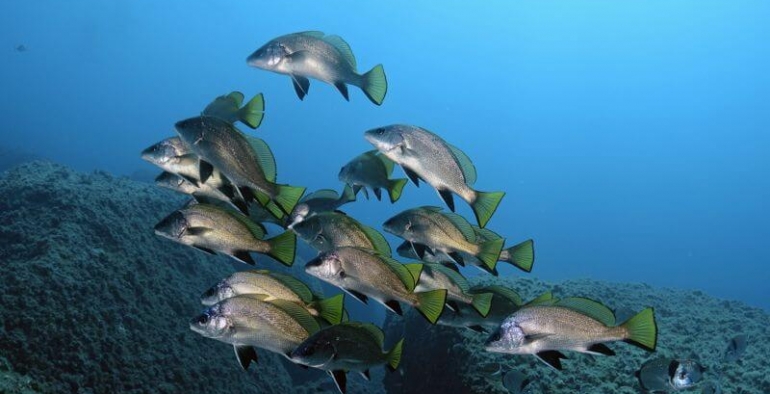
238,93,265,129
387,178,408,203
265,230,296,266
274,184,306,215
620,307,658,352
386,338,404,372
502,239,535,273
471,292,493,317
414,289,447,324
360,64,387,105
312,294,345,325
477,237,504,272
471,190,505,228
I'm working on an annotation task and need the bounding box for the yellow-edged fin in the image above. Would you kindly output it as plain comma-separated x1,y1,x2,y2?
621,307,657,352
297,31,325,38
361,224,392,256
267,271,314,303
227,91,245,107
430,264,470,294
556,297,616,326
227,207,266,240
374,151,395,176
414,289,447,324
238,93,265,129
523,291,557,307
403,263,423,284
476,285,522,306
268,299,321,335
387,338,404,371
447,143,477,185
245,135,276,182
302,189,339,202
265,231,297,266
472,226,503,241
441,212,477,243
378,254,416,291
312,294,345,325
322,35,357,70
506,239,535,272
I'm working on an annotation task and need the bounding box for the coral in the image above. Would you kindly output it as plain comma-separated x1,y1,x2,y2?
383,276,770,394
0,161,295,394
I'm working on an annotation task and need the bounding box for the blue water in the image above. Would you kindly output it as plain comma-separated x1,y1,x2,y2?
1,0,768,318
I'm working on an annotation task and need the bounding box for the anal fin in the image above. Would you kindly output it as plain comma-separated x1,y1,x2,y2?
344,289,369,305
334,81,349,101
404,168,421,187
438,189,455,212
199,161,214,184
233,345,258,370
384,300,403,316
536,350,567,371
586,343,615,356
373,187,382,201
329,370,347,394
291,75,310,100
232,250,256,265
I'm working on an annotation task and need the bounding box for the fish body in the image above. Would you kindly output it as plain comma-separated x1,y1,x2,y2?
364,124,504,227
141,137,201,183
153,203,295,266
338,150,407,203
190,294,319,368
247,31,387,105
724,334,748,362
383,206,502,273
292,211,391,256
485,299,657,370
201,270,344,324
414,264,492,317
438,285,522,332
203,91,265,129
154,171,243,212
174,116,304,216
287,186,356,229
305,247,446,324
635,358,705,393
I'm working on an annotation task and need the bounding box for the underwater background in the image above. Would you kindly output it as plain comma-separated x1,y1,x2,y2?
1,1,768,393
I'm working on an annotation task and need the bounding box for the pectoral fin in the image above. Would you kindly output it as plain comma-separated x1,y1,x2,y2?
438,189,455,212
199,161,214,184
384,300,403,316
231,250,256,265
404,167,421,187
290,75,310,100
329,370,347,394
536,350,567,371
334,81,349,101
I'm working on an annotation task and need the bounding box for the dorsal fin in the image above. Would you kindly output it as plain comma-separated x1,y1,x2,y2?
297,31,325,38
302,189,339,202
360,224,392,256
197,204,265,239
245,135,277,182
472,226,502,241
447,144,477,185
226,91,245,107
430,264,470,294
475,285,522,306
266,272,314,303
322,35,357,70
375,152,395,176
556,297,616,326
268,299,321,335
345,322,384,347
523,291,557,307
441,212,476,242
379,254,416,291
403,263,423,284
418,206,444,212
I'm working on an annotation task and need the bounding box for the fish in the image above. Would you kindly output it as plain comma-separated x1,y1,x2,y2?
395,236,535,275
635,358,705,393
292,211,392,256
287,185,357,229
141,137,201,184
153,203,296,266
174,115,305,217
290,322,403,394
383,206,503,274
305,246,447,324
365,124,505,228
413,263,493,317
502,370,533,394
190,294,320,370
154,171,247,213
484,297,658,370
202,91,265,129
201,270,345,325
246,31,387,105
723,334,748,362
438,285,527,333
338,150,408,203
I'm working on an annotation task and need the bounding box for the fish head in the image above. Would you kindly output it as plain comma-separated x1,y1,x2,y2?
396,241,418,259
246,40,291,72
305,251,346,283
337,163,354,183
364,126,405,157
290,336,337,368
189,304,231,339
484,318,526,353
174,116,207,147
287,203,311,229
382,212,413,240
154,172,189,192
141,137,188,166
670,360,704,389
200,281,232,306
154,211,189,242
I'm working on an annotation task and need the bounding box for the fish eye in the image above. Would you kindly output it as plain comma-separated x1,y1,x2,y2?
197,314,209,324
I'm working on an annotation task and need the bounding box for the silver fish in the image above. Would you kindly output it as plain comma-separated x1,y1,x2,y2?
338,150,407,203
438,285,524,333
287,185,356,229
413,264,493,317
292,211,391,256
365,124,504,228
247,31,387,105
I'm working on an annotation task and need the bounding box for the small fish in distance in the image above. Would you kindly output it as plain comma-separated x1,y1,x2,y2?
247,31,387,105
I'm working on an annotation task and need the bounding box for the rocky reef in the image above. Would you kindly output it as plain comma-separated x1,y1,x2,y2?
383,276,770,394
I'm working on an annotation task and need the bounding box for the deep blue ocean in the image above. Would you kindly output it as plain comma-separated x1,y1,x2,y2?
1,2,768,392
